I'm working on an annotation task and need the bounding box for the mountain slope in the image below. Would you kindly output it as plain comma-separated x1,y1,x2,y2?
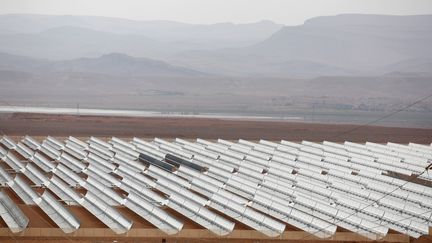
0,52,49,70
171,14,432,77
0,14,283,49
0,52,206,77
46,53,206,76
0,26,176,60
379,58,432,74
0,14,283,39
2,14,432,78
250,14,432,68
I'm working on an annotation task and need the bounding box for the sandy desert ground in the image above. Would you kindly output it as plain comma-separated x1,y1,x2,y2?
1,112,432,143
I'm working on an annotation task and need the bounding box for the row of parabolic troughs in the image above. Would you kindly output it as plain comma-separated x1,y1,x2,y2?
0,135,431,239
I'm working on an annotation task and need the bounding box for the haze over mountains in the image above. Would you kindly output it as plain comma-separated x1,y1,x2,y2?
0,14,283,60
0,14,431,78
171,14,432,77
0,52,204,77
0,13,432,127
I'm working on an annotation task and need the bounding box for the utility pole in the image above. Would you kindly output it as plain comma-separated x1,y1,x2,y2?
312,103,315,122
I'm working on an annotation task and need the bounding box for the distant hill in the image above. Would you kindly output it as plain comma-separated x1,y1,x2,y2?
0,14,283,59
0,52,49,70
250,14,432,68
171,14,432,77
46,53,206,77
0,14,283,41
0,52,206,77
1,14,432,78
0,26,177,60
379,58,432,74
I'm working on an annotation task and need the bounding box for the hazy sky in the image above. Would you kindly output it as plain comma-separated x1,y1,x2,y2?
1,0,431,24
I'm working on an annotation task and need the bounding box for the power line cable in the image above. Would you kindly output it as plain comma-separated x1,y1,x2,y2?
343,169,432,241
328,93,432,140
300,164,432,240
296,93,432,239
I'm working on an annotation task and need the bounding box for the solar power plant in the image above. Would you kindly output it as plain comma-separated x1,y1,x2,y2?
0,135,431,242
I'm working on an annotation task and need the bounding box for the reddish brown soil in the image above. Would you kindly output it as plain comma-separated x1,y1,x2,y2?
1,113,431,143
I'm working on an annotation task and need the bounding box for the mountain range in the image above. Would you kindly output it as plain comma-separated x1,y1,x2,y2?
0,13,431,78
0,52,205,77
170,14,432,77
0,14,282,41
0,14,282,60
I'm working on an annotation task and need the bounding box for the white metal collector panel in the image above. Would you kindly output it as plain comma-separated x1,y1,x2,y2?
84,164,121,187
0,146,6,158
125,191,183,235
23,163,48,186
167,192,235,236
21,136,41,150
88,137,112,150
86,153,117,173
34,191,80,233
40,143,61,160
0,191,29,233
0,166,13,185
1,136,17,150
2,136,432,239
3,152,25,172
7,176,39,205
111,137,136,151
64,143,88,160
46,175,82,205
83,176,125,206
45,136,65,150
53,163,86,187
31,152,55,172
119,176,165,204
80,191,132,234
15,142,34,159
67,136,88,149
58,152,86,173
